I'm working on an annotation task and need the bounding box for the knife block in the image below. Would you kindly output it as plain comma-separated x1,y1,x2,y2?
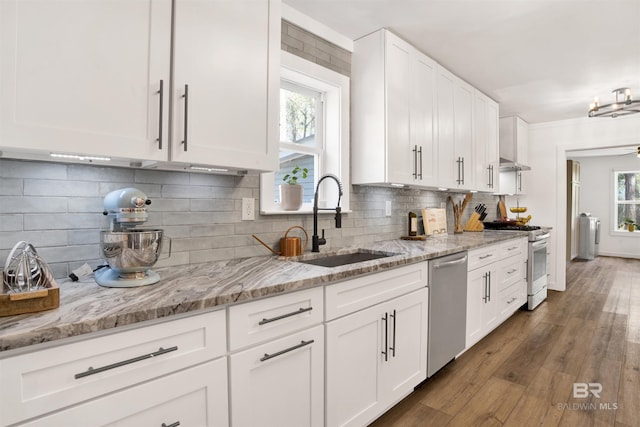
464,212,485,232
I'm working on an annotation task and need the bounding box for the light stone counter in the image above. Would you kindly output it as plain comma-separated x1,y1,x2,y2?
0,231,527,353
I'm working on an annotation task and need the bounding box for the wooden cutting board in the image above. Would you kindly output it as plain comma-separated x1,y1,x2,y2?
498,200,507,220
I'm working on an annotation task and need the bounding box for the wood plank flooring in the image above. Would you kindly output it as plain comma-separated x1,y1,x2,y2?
369,256,640,427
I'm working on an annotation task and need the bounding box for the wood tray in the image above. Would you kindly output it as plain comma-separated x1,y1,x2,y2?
0,281,60,317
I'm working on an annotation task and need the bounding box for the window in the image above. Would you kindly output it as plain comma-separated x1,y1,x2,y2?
260,51,350,214
614,170,640,232
274,82,323,205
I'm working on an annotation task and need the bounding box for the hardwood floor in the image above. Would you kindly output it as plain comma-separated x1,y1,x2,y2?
370,256,640,427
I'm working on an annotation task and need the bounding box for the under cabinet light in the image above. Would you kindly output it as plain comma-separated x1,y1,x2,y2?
50,153,111,162
190,166,229,173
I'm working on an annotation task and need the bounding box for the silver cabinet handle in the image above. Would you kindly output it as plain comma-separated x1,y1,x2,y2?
487,271,491,302
412,145,418,179
479,254,492,260
381,312,389,362
487,164,493,188
390,309,396,357
456,157,463,184
161,422,180,427
157,79,164,150
482,272,488,302
507,297,518,304
260,340,314,362
258,307,313,325
507,268,518,275
75,346,178,379
181,84,189,151
418,146,423,180
461,157,465,185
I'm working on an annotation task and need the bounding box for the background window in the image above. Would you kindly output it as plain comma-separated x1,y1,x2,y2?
274,83,323,205
614,170,639,231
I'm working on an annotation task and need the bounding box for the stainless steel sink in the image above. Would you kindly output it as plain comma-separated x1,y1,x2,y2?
296,250,395,268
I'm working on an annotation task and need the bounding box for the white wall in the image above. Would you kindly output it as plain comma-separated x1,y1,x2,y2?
519,114,640,291
572,155,640,258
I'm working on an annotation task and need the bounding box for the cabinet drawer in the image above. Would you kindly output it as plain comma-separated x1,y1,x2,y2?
467,245,498,271
19,358,228,427
496,256,524,293
230,325,324,427
499,281,526,320
498,237,527,259
0,309,225,426
229,287,323,351
325,262,427,321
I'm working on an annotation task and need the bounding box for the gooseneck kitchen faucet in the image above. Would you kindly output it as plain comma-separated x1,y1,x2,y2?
312,174,343,252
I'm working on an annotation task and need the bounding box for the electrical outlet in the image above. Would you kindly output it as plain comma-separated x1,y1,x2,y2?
385,200,392,216
242,198,255,221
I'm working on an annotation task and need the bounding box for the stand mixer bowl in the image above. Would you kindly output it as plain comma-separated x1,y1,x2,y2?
100,229,164,278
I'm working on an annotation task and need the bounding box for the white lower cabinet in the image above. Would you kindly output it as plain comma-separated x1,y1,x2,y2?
229,325,324,427
325,288,428,427
19,358,228,427
466,264,499,348
466,238,527,348
0,310,227,427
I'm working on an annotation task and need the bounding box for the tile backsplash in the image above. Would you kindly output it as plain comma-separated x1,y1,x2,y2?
0,158,498,279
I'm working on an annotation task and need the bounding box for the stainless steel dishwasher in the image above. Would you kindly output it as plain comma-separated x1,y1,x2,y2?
427,251,468,377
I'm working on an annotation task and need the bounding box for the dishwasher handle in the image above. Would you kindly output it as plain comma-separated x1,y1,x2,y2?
432,255,468,269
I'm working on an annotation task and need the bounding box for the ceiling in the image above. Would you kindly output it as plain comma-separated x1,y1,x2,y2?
283,0,640,124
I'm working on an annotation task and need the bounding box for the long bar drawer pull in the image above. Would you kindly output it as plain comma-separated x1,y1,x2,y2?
507,297,518,304
260,340,314,362
479,254,493,260
507,268,518,274
258,307,313,325
74,346,178,379
161,422,180,427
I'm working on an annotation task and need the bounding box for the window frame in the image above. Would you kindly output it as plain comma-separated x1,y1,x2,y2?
612,169,640,235
260,51,350,215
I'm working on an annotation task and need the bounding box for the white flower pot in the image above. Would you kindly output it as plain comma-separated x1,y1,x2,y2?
279,184,303,211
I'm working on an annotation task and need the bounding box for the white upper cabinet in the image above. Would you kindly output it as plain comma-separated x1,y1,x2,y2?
473,90,500,192
352,29,438,187
171,0,279,171
499,115,529,165
0,0,171,162
437,65,474,190
0,0,279,173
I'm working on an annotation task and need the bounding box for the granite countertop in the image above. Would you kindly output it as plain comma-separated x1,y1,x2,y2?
0,231,527,354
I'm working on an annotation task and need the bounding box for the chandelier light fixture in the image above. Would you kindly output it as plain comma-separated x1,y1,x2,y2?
588,87,640,118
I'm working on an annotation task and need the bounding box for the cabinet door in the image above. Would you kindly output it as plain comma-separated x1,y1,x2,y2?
20,359,228,427
411,52,438,186
171,0,279,172
466,267,498,348
473,91,499,192
454,77,474,189
381,288,428,404
0,0,171,161
385,33,414,185
437,66,456,188
466,267,486,348
486,98,500,192
230,325,324,427
326,304,383,427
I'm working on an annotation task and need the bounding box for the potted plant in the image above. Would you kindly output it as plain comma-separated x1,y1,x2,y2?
624,218,636,232
279,166,308,211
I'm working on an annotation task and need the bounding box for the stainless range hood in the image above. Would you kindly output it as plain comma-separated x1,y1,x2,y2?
499,158,531,172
